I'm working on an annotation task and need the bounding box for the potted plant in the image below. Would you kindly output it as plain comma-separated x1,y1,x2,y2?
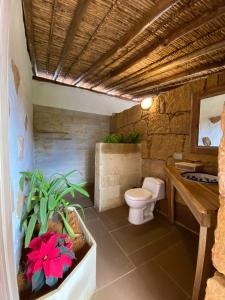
18,170,96,300
103,131,141,144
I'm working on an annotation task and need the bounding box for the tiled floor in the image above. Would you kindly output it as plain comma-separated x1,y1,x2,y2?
84,205,198,300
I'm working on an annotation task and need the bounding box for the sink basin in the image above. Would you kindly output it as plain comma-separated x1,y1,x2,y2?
181,172,218,184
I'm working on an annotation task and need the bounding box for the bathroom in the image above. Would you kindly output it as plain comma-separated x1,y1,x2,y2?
1,1,225,300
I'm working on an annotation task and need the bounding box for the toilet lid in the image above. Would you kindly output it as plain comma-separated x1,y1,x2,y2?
125,188,152,201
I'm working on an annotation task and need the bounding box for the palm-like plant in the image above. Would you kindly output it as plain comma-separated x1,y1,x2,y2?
19,170,89,247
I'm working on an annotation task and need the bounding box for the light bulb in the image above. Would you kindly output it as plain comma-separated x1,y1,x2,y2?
140,97,153,110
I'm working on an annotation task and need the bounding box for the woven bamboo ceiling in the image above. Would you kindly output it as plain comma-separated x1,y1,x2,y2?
23,0,225,100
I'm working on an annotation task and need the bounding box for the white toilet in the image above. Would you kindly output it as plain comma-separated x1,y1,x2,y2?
124,177,165,225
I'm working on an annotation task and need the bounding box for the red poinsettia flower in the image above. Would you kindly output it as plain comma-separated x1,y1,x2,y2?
26,231,75,291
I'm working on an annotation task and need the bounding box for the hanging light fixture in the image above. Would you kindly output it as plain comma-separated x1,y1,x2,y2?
140,97,153,110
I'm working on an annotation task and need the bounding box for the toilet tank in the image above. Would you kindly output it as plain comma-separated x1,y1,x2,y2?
142,177,165,201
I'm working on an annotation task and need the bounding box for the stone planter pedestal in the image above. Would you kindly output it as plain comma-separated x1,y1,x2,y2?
95,143,142,212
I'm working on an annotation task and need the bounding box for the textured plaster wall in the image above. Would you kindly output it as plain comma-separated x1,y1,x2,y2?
33,105,110,184
95,143,142,211
110,73,225,215
7,0,34,268
32,80,136,116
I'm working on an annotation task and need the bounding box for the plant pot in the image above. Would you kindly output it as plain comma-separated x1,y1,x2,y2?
39,208,96,300
19,208,96,300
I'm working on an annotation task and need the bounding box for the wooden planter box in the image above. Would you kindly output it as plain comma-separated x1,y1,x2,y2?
37,209,96,300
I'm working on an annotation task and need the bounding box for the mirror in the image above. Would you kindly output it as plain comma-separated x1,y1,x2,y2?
191,87,225,155
198,94,224,147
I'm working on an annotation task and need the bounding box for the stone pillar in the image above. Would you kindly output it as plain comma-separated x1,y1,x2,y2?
205,105,225,299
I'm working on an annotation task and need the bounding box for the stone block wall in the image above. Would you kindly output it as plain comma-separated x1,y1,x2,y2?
206,104,225,299
34,105,110,184
95,143,141,211
110,73,225,215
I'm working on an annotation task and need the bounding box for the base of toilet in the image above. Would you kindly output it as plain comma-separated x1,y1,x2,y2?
128,203,155,225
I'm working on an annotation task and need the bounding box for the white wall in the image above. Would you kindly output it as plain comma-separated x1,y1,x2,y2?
3,0,34,271
32,80,136,116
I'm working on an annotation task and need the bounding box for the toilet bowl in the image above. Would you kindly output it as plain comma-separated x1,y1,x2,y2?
124,177,165,225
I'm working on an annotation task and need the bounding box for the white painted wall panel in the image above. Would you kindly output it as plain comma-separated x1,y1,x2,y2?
32,80,136,116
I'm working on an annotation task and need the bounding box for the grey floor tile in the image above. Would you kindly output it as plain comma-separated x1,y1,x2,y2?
83,207,99,223
111,217,174,255
86,219,134,289
129,226,186,266
92,260,187,300
97,205,129,231
65,193,94,208
154,233,198,294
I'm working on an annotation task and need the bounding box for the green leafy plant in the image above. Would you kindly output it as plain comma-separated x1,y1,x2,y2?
19,170,89,248
103,133,124,143
126,131,142,144
103,131,141,144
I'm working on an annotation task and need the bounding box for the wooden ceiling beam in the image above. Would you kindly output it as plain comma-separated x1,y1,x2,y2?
121,39,225,94
52,0,91,81
131,77,207,98
63,0,118,81
46,0,58,74
72,0,178,86
129,62,225,97
22,0,37,75
97,4,225,89
123,61,225,94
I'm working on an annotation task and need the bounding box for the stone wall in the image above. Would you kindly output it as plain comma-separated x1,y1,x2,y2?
205,105,225,299
110,73,225,215
34,105,110,184
95,143,142,211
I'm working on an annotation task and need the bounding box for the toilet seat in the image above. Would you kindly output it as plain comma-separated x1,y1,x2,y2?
125,188,152,201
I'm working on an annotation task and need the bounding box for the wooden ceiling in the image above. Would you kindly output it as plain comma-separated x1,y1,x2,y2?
22,0,225,101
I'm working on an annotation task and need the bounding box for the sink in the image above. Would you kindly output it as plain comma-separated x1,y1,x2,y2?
181,172,218,184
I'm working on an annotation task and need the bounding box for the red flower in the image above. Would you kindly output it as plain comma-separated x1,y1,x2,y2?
26,231,75,288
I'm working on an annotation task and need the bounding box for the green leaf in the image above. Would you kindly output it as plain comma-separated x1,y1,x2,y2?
76,181,86,187
48,177,64,194
26,187,38,213
39,221,47,236
48,211,54,219
62,199,69,222
69,204,85,221
56,170,78,179
34,203,39,214
70,184,89,198
20,211,31,231
40,197,47,224
46,276,58,287
22,219,28,232
39,197,47,235
58,212,80,239
57,186,76,200
48,194,59,211
20,171,32,176
19,174,26,192
32,270,45,292
25,214,37,248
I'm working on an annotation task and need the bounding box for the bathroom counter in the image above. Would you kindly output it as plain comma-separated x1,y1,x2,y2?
165,165,219,300
165,165,219,227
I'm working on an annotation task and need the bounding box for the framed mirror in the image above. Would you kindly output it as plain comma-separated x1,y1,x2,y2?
190,87,225,155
